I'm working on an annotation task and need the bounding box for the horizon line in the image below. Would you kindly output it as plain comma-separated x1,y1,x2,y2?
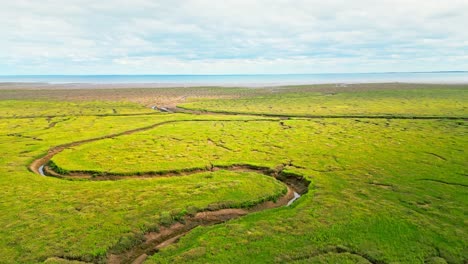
1,71,467,77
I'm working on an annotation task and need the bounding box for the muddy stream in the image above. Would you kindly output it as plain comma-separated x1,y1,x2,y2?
29,119,310,264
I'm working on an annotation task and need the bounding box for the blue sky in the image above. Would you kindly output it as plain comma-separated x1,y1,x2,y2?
1,0,467,74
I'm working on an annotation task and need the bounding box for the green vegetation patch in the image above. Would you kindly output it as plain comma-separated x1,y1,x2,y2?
0,85,467,263
52,118,467,263
0,100,155,118
180,87,468,117
0,111,285,263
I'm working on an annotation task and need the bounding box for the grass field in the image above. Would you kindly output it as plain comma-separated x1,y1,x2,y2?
0,109,285,263
0,84,466,263
0,100,158,118
179,87,468,118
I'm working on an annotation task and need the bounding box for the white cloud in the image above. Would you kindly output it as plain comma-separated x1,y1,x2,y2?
0,0,467,74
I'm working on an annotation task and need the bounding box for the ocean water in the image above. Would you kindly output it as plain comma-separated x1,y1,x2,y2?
0,72,467,86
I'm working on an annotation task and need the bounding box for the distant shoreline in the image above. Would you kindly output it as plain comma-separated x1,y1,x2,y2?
0,72,467,88
1,81,468,89
0,82,467,91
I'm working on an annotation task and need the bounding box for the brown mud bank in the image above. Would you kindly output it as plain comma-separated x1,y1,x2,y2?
107,168,309,264
37,162,310,264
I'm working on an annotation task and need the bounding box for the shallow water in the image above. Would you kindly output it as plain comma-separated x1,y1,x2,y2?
287,191,301,206
1,72,467,85
38,165,45,176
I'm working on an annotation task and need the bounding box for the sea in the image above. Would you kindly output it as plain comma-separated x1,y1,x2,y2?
0,72,467,86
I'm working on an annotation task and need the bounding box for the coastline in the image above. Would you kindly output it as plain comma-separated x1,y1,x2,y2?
0,72,467,89
0,81,467,90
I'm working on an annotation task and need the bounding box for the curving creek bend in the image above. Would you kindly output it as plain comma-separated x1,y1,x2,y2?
29,118,310,264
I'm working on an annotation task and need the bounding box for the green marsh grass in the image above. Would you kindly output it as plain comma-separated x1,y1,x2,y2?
0,104,284,263
179,88,468,118
0,100,155,118
52,119,467,263
0,86,466,263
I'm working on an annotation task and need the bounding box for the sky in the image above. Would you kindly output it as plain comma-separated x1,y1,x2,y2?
1,0,467,75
